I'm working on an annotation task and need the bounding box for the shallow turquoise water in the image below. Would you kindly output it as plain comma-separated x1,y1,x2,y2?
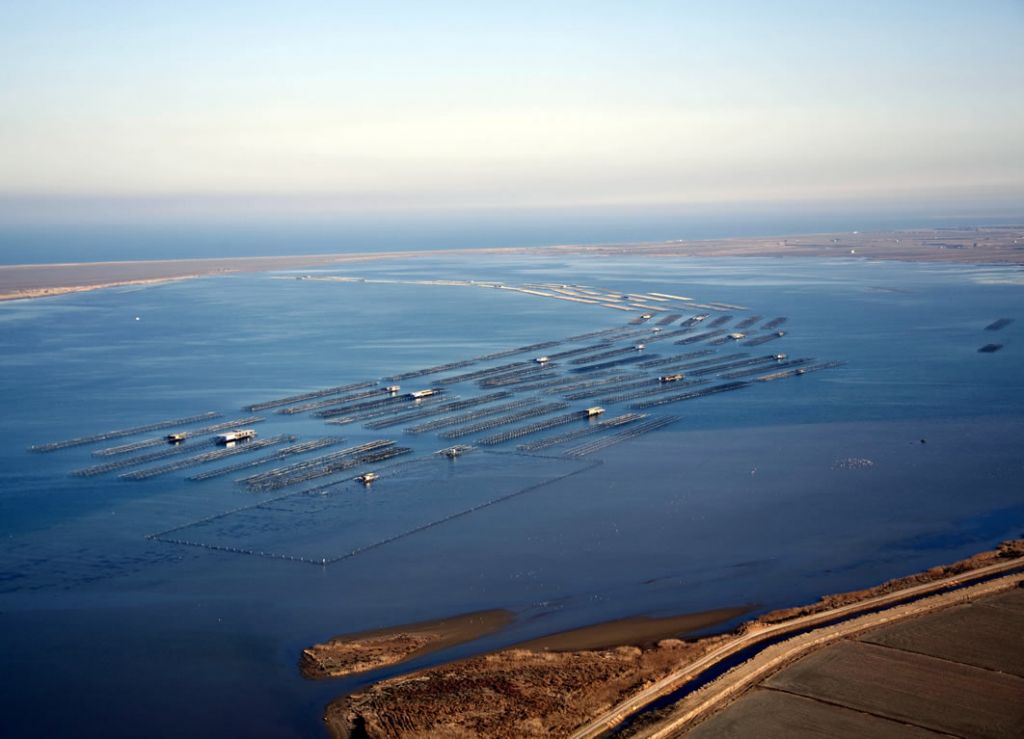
0,254,1021,737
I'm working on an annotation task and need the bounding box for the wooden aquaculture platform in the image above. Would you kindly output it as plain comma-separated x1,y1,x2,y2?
119,434,295,480
91,416,265,457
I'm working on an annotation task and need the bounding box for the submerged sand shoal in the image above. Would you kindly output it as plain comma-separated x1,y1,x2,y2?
3,225,1022,302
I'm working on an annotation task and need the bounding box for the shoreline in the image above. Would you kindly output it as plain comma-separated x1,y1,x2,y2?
318,540,1024,739
2,225,1022,303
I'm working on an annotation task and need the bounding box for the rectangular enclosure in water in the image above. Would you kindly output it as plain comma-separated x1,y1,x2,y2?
152,451,595,564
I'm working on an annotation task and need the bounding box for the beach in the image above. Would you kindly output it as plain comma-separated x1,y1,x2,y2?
3,226,1022,302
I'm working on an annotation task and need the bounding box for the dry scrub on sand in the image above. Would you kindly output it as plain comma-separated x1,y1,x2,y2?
316,541,1024,739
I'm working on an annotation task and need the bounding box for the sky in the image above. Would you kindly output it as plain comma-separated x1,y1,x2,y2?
1,1,1022,224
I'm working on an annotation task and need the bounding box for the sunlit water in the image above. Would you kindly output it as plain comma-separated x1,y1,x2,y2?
1,254,1022,737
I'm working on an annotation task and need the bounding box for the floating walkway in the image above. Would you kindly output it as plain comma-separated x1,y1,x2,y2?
120,434,295,480
245,382,375,412
91,416,265,457
30,411,222,453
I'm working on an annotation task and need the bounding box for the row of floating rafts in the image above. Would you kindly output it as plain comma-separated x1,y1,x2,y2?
188,437,342,481
278,385,401,415
596,379,712,406
639,349,713,369
74,436,209,477
364,391,513,430
406,397,545,434
315,388,440,419
569,343,649,365
562,373,678,401
754,360,843,382
516,413,646,452
94,415,265,457
74,425,269,477
439,401,570,440
630,381,752,410
382,339,563,382
244,380,377,412
686,353,789,377
436,360,539,386
510,369,624,393
735,315,763,330
240,441,410,492
120,434,295,480
30,411,223,453
744,331,786,346
569,352,656,374
544,341,615,361
720,357,810,380
477,364,557,388
561,415,681,458
475,407,606,446
560,374,650,400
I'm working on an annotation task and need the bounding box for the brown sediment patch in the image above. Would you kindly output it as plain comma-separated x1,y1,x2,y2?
300,608,514,680
320,607,749,739
519,606,751,652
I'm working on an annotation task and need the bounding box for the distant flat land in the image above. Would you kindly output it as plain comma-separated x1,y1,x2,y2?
2,225,1022,302
683,587,1024,739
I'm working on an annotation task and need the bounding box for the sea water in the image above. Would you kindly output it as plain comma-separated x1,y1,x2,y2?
1,253,1022,737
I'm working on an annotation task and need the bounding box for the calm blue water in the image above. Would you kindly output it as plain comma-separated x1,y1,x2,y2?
1,254,1022,738
2,206,1021,263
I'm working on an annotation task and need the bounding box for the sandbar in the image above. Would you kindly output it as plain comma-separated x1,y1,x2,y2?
3,225,1022,302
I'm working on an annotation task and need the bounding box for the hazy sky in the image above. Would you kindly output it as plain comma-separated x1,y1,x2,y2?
1,1,1022,220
